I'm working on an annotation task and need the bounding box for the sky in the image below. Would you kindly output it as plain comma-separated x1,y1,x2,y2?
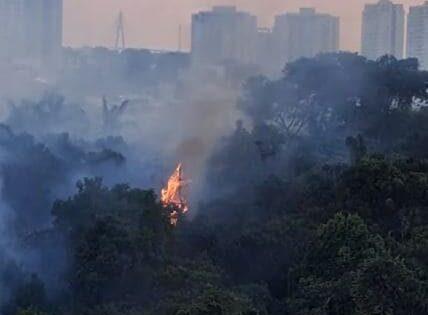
63,0,424,52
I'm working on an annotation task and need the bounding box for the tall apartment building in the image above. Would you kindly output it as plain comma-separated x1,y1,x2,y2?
29,0,63,64
273,8,340,67
361,0,404,60
407,2,428,69
0,0,26,60
0,0,63,67
256,28,277,74
191,6,258,65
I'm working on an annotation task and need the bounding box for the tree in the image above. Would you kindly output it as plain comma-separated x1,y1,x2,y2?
2,275,47,315
51,178,171,309
288,213,386,315
288,213,428,314
351,254,428,315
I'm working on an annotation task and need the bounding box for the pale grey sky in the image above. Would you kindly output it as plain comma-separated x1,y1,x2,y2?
63,0,422,51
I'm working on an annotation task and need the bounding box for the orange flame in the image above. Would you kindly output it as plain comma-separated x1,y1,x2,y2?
161,163,189,225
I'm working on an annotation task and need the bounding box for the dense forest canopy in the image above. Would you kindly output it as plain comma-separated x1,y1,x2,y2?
2,52,428,315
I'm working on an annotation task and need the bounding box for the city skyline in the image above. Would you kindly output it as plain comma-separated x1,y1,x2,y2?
64,0,426,52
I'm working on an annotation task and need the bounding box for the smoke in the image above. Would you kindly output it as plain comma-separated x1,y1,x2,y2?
0,53,244,309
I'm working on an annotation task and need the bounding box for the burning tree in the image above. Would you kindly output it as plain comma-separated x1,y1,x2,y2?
161,163,189,225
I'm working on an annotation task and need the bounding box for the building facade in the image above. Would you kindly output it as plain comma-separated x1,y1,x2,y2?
255,28,277,74
191,6,258,66
0,0,26,60
407,1,428,69
361,0,404,60
273,8,340,67
0,0,63,67
30,0,63,65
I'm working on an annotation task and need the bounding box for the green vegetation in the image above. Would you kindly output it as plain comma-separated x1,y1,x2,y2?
4,53,428,314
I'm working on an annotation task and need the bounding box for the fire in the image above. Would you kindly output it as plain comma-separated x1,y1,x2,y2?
161,163,189,225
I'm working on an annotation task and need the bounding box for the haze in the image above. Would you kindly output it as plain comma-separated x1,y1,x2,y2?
64,0,423,52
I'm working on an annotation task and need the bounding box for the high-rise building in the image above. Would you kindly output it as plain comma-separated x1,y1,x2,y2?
273,8,340,66
407,2,428,69
191,6,258,65
0,0,63,67
256,28,277,74
30,0,63,65
361,0,404,60
0,0,26,60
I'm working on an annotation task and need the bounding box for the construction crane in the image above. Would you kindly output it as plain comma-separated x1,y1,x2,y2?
115,11,126,51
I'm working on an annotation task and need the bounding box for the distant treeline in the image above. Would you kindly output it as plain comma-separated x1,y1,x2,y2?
61,47,190,94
